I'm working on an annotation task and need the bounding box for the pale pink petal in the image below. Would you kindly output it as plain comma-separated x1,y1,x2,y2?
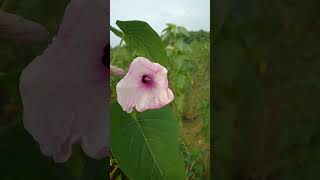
20,0,108,162
116,57,174,113
56,0,84,39
116,75,140,113
57,0,108,45
135,87,174,112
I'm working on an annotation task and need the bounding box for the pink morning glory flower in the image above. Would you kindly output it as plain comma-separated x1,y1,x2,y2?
116,57,174,113
20,0,109,162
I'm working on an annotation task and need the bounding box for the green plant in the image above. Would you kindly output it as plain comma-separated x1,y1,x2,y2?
110,23,210,180
110,20,185,180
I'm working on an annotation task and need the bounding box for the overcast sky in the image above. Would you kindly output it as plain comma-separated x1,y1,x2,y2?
110,0,210,47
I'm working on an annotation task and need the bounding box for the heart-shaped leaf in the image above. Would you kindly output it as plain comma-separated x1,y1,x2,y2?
116,20,169,67
110,102,185,180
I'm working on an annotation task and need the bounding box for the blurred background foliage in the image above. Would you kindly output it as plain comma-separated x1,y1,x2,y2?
0,0,210,179
213,0,320,179
110,24,210,180
0,0,108,180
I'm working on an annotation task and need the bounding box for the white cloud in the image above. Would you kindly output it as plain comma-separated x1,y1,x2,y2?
110,0,210,47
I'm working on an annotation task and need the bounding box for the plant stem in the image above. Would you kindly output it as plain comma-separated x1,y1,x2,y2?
111,34,125,65
131,110,137,121
110,166,121,180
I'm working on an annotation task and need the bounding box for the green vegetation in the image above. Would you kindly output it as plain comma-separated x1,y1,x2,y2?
110,24,210,180
213,0,320,179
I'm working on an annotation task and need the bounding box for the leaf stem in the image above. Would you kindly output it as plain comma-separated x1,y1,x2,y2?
111,34,125,65
110,166,121,180
131,110,137,121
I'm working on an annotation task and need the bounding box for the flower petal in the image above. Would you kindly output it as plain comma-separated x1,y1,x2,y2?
57,0,108,45
20,0,108,162
135,87,174,112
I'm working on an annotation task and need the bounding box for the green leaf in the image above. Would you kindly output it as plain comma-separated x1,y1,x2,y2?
110,102,185,180
116,20,169,67
110,25,123,38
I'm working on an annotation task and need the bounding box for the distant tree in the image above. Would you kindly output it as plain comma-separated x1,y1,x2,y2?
184,30,210,44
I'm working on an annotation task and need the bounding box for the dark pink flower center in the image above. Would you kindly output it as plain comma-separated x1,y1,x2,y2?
142,75,152,83
141,75,154,88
